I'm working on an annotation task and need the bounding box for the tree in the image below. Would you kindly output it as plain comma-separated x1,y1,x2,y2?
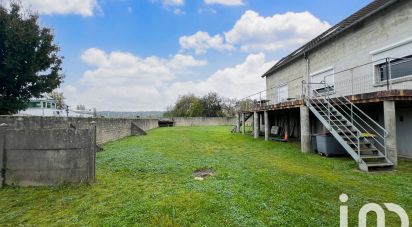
164,92,236,118
164,94,202,117
221,97,237,117
200,92,223,117
0,3,64,115
49,91,65,109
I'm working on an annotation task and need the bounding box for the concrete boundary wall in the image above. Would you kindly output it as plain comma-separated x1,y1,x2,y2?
0,116,236,144
0,125,96,187
0,116,159,145
173,117,236,127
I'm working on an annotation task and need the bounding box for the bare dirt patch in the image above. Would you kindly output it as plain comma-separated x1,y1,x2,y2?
193,168,215,180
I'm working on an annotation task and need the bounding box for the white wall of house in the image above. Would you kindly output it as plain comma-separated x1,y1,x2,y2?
265,58,306,104
396,106,412,158
266,0,412,102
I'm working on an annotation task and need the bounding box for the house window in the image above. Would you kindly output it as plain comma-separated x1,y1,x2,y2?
277,84,288,103
310,67,335,94
47,102,51,108
29,101,41,108
377,55,412,81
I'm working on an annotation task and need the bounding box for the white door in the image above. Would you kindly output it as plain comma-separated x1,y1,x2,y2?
277,84,288,103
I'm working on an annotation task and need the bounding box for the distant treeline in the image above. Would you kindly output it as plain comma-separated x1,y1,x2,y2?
164,92,237,118
98,111,164,119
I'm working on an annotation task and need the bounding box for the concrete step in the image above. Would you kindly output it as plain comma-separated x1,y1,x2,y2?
366,162,393,168
361,155,385,159
359,148,378,152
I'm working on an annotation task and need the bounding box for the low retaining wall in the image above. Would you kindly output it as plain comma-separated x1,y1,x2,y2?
173,117,236,126
0,116,159,145
0,125,96,186
0,116,236,144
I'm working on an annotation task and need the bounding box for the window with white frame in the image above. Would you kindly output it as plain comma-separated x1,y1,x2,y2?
376,55,412,82
371,37,412,84
310,67,335,94
277,84,288,103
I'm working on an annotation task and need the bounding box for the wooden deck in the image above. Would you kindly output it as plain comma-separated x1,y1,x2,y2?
242,89,412,113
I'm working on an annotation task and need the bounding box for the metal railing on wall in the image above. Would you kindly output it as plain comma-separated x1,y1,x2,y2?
236,57,412,112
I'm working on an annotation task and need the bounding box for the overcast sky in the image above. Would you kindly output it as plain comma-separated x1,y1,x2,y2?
6,0,372,111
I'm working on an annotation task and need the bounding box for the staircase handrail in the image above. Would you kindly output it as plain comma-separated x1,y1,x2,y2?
328,96,387,152
302,81,361,149
304,79,388,158
339,95,388,136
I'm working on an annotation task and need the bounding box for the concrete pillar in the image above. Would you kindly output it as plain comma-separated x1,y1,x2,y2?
0,123,8,188
89,121,97,183
254,111,260,139
264,111,270,141
384,101,397,166
236,113,241,133
300,106,311,153
242,113,246,134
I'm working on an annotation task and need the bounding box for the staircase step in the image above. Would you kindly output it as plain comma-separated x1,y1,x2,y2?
348,141,371,146
359,148,378,152
330,119,346,122
342,137,359,141
366,162,393,167
317,110,338,114
361,155,385,159
332,124,351,128
337,128,357,132
320,115,342,119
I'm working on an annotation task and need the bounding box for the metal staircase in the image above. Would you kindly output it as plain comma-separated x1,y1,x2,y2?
303,82,393,171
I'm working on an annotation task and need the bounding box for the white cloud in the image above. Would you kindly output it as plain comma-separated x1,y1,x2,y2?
180,10,330,54
64,48,207,111
9,0,99,16
150,0,185,14
173,8,185,15
204,0,244,6
225,10,331,52
179,31,234,55
163,0,185,6
165,53,275,100
64,49,274,111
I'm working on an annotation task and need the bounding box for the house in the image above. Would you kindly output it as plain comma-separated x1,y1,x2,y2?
17,97,94,118
17,98,65,117
237,0,412,171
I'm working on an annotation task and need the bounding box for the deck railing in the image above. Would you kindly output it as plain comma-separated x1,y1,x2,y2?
236,57,412,112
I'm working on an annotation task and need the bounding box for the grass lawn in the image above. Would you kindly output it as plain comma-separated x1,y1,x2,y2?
0,126,411,226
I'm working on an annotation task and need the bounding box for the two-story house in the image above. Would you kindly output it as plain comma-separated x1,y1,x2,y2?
237,0,412,171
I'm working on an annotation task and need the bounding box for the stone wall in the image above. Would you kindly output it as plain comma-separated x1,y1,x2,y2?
172,117,236,127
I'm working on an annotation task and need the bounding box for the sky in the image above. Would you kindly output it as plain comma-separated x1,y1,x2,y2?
6,0,373,111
